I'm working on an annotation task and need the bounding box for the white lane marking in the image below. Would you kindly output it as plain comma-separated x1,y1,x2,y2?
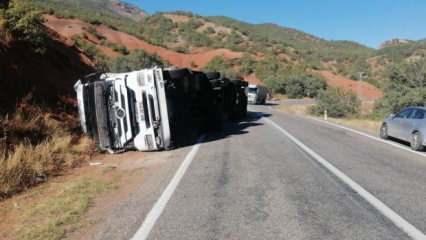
130,135,205,240
306,116,426,158
263,117,426,240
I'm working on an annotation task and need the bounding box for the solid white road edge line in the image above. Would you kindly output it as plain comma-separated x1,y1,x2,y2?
308,116,426,158
263,117,426,240
302,113,426,158
130,135,205,240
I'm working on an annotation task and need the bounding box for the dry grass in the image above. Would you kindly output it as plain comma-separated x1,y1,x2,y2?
15,177,113,240
276,101,381,135
277,103,314,116
326,118,381,135
0,104,94,199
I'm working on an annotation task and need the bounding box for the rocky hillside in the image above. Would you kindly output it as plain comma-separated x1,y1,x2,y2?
379,38,413,49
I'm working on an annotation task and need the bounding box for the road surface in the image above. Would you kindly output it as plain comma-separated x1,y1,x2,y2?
90,105,426,240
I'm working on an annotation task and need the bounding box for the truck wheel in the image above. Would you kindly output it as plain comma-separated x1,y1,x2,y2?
410,132,424,151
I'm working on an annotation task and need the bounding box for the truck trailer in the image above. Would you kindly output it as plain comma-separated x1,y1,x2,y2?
74,68,248,153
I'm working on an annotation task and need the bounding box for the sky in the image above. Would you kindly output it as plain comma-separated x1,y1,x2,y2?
125,0,426,48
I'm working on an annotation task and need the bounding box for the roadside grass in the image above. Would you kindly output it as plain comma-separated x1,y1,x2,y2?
16,177,113,240
0,104,94,199
275,100,381,135
276,102,314,115
324,117,381,136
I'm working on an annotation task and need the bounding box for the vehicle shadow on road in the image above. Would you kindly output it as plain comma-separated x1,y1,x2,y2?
387,137,426,152
202,111,271,145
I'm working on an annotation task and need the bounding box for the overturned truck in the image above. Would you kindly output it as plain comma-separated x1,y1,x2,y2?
74,68,248,153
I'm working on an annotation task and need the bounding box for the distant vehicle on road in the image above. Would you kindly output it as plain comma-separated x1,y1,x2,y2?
247,84,268,105
380,106,426,151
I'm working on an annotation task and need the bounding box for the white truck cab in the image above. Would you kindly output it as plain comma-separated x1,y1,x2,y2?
74,68,171,152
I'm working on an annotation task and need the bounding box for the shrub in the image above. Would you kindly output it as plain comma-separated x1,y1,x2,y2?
101,40,129,55
86,25,105,40
375,59,426,115
311,88,360,118
239,53,255,75
203,56,239,78
284,75,326,98
109,49,166,72
1,0,47,53
72,35,108,69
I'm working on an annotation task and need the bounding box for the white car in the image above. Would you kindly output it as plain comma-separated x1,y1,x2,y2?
380,107,426,151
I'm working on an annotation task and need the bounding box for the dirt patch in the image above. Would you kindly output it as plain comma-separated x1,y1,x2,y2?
0,24,94,112
315,70,383,101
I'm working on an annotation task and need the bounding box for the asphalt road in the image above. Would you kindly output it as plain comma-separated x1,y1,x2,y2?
91,104,426,240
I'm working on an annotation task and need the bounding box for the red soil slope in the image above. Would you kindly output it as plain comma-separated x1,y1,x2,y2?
0,28,94,112
43,15,243,69
315,70,383,101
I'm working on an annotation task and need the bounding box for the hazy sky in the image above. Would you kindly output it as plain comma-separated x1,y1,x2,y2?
126,0,426,48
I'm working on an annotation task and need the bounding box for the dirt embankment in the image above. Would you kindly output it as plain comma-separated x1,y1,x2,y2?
0,26,94,113
315,70,383,101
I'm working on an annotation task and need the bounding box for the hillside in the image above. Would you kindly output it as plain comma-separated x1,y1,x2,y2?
16,0,426,107
0,2,95,112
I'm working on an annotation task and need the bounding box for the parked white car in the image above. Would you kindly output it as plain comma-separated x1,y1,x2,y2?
380,107,426,151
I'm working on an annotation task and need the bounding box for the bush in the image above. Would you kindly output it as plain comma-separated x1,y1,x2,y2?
239,53,255,75
1,0,47,53
311,88,360,118
101,40,129,55
284,75,326,98
72,35,108,69
375,59,426,115
109,49,166,72
203,56,239,78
